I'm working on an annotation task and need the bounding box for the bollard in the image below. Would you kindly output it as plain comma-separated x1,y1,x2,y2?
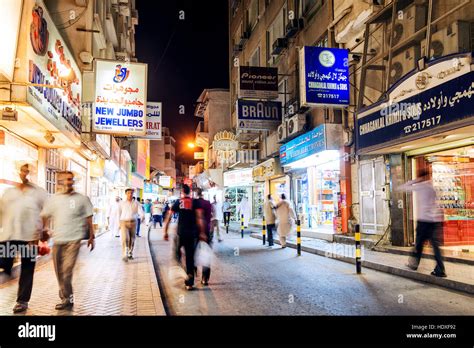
241,214,244,238
296,219,301,256
355,224,362,274
225,214,229,234
262,216,266,245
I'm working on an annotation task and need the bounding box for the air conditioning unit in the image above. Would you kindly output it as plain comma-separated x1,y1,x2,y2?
272,38,288,55
115,51,130,61
420,21,471,59
277,122,287,143
233,44,243,56
239,30,251,45
287,114,306,138
285,98,310,117
389,46,417,86
285,18,305,38
387,4,426,49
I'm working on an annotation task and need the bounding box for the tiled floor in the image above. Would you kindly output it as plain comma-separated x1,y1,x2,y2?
0,228,165,316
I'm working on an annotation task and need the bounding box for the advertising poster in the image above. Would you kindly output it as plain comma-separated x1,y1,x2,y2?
236,99,282,130
93,59,147,136
299,46,349,107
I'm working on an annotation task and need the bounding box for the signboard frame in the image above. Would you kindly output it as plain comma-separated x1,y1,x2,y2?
92,59,148,136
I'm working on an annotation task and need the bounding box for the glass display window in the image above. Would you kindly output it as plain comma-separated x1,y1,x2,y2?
413,145,474,246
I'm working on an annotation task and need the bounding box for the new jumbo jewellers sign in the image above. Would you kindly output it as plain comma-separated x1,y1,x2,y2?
27,0,82,141
356,54,474,153
93,59,148,136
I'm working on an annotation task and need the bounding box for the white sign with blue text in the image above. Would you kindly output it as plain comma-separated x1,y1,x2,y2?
93,59,148,136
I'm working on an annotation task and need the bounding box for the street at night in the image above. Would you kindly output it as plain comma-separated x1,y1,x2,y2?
0,0,473,346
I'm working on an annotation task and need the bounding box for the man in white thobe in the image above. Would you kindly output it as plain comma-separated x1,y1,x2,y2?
107,196,121,237
237,196,251,228
118,188,144,261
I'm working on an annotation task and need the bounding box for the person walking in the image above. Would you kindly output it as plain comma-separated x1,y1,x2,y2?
399,168,446,277
163,185,206,290
195,188,213,285
119,189,144,262
132,197,142,237
152,199,164,228
222,196,231,227
211,195,223,243
237,196,251,228
275,194,296,248
143,199,152,226
264,194,277,247
163,201,170,222
40,171,95,310
107,196,121,238
0,163,47,313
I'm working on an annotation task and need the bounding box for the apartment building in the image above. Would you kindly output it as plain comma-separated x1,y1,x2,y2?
150,127,177,183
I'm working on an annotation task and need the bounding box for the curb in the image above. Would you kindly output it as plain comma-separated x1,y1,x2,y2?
144,225,167,316
147,226,172,316
237,230,474,295
377,247,474,266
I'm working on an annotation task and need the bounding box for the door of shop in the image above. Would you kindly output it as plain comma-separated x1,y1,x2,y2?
359,157,389,235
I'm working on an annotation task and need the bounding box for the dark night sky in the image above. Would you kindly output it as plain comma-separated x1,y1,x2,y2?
135,1,229,163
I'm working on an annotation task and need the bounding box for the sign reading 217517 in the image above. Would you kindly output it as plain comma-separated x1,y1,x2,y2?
299,46,349,107
93,60,148,136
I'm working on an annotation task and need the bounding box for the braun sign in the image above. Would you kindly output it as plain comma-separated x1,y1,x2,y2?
237,99,282,130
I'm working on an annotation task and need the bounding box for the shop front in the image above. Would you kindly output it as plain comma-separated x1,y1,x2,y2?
223,168,263,222
252,157,289,205
0,130,39,196
280,124,343,236
356,53,474,247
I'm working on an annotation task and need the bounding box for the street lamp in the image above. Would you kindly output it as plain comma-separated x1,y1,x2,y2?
187,143,195,149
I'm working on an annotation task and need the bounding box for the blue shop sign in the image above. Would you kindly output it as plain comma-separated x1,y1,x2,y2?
144,182,158,194
237,99,282,130
280,124,326,166
356,70,474,151
299,46,350,107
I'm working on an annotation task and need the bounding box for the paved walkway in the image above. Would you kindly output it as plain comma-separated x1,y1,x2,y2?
227,223,474,294
0,226,165,316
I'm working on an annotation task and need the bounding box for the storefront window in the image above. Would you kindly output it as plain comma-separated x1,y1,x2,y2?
413,145,474,246
225,186,252,222
252,184,264,219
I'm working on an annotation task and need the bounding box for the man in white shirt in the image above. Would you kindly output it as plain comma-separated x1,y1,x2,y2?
0,163,47,313
107,196,121,237
41,171,95,310
118,188,144,261
399,168,446,277
152,199,164,228
211,195,223,242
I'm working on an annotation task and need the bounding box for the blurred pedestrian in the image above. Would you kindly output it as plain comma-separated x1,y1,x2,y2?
237,196,251,228
119,189,144,261
152,199,164,228
275,194,296,248
195,188,212,285
132,197,142,237
211,195,223,243
0,163,47,313
264,194,276,247
143,199,152,226
163,201,170,221
107,196,121,237
40,171,95,310
163,185,206,290
222,196,231,227
399,168,446,277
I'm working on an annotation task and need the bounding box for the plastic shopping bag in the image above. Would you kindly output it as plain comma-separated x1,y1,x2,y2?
194,241,213,268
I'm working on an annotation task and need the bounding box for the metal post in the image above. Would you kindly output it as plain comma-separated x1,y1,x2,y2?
296,219,301,256
355,224,362,274
241,214,244,238
262,216,266,245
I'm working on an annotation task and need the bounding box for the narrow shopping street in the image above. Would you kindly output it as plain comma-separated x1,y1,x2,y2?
0,229,165,316
149,227,474,316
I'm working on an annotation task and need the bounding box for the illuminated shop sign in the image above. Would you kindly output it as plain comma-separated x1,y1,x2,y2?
93,59,147,136
299,46,350,107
